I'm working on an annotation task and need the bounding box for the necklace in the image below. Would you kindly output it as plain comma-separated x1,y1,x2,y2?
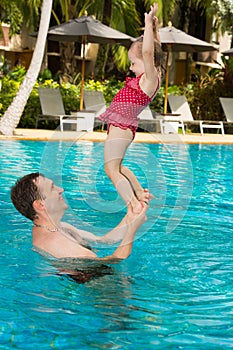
33,223,59,232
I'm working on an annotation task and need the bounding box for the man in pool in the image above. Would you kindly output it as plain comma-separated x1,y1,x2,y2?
10,172,148,261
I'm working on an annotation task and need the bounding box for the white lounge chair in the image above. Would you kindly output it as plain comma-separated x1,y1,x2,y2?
60,90,107,131
156,113,185,135
168,95,224,135
76,90,107,131
219,97,233,124
37,88,86,131
83,90,106,116
60,89,106,132
138,106,154,120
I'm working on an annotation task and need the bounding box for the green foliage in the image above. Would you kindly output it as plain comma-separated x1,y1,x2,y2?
38,68,53,81
59,82,80,113
0,67,23,117
0,0,23,36
0,76,21,94
0,0,41,36
0,92,16,118
1,63,233,131
187,71,233,121
18,87,41,128
84,78,124,105
150,83,183,113
8,65,26,82
209,0,233,37
0,56,11,76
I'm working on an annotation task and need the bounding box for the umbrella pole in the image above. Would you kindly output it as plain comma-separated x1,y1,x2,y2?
164,45,170,114
80,36,86,110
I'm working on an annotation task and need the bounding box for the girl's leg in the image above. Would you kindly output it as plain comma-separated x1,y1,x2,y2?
120,166,153,203
104,125,142,213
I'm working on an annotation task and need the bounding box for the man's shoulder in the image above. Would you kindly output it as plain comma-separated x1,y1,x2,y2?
61,221,74,228
60,222,90,247
61,221,80,233
61,222,79,238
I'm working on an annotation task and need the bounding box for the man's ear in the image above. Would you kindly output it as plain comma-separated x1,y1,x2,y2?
33,199,45,212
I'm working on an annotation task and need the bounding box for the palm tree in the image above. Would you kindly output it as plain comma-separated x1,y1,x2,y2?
209,0,233,46
94,0,112,78
51,0,85,79
0,0,53,135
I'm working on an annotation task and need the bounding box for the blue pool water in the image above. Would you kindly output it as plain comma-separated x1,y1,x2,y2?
0,140,233,349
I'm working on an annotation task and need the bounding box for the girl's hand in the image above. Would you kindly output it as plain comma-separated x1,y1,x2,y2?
145,3,160,44
145,3,158,25
150,2,158,16
150,3,158,17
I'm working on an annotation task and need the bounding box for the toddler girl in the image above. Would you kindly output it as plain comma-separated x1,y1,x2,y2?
99,3,162,213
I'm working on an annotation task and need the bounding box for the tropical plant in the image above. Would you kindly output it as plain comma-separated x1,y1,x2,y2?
0,0,23,37
210,0,233,45
0,0,42,37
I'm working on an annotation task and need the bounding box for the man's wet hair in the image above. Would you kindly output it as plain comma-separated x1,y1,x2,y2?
11,172,44,221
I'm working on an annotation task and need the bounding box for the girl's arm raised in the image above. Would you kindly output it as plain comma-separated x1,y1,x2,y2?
141,3,161,95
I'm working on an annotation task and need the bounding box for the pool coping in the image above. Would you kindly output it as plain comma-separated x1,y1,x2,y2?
1,128,233,144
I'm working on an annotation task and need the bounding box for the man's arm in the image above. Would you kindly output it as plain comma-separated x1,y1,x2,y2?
48,203,147,261
61,214,129,245
101,203,148,261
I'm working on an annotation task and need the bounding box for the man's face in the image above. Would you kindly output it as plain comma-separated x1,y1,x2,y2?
35,176,68,216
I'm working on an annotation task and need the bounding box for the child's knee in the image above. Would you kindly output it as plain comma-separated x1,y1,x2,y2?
105,162,121,180
104,163,114,178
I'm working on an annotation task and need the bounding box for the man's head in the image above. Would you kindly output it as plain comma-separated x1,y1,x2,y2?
11,173,68,222
11,172,42,221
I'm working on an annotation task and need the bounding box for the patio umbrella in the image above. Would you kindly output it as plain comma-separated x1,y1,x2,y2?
45,16,134,109
222,48,233,57
159,24,217,113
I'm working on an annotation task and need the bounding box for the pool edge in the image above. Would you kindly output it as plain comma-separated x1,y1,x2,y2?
1,129,233,144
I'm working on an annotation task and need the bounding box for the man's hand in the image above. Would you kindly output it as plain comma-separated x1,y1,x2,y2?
126,202,148,230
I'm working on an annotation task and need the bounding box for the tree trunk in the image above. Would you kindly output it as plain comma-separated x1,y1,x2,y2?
101,0,112,77
94,0,112,79
59,41,76,81
179,0,192,32
0,0,53,135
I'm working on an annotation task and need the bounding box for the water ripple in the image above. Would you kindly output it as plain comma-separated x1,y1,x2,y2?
0,141,233,349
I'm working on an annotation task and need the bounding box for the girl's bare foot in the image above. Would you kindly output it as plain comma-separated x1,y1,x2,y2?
136,188,154,204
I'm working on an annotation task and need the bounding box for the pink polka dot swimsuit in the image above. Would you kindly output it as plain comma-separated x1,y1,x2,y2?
99,73,160,137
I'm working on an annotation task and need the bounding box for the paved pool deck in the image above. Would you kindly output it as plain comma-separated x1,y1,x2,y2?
1,128,233,144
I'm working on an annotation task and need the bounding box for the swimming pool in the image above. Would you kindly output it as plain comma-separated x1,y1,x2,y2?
0,140,233,349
